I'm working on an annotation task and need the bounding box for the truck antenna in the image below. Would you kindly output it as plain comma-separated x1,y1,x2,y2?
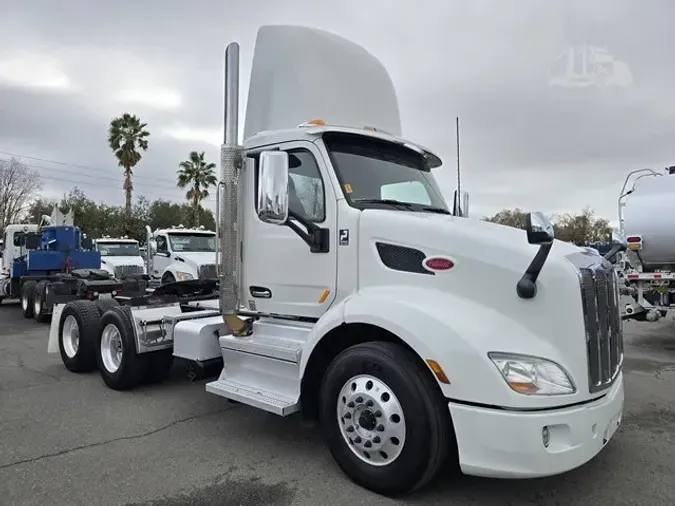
456,117,461,198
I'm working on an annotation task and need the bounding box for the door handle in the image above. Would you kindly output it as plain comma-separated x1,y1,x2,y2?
250,286,272,299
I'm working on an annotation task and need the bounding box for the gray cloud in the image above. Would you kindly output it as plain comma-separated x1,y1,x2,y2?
2,0,674,222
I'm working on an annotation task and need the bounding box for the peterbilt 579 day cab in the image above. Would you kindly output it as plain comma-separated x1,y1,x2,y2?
618,167,675,322
144,225,217,285
49,25,624,495
94,236,147,279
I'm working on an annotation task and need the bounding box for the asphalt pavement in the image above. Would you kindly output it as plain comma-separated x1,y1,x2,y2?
1,299,674,505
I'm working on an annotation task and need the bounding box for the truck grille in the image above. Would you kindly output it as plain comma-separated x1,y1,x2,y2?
114,265,145,279
579,265,623,393
199,264,218,279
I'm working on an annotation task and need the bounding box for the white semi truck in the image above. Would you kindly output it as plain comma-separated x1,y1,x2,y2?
48,25,624,495
618,167,675,322
144,225,217,285
94,236,147,279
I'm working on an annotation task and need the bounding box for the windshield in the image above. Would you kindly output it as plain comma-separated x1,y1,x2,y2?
168,233,216,252
322,132,448,212
97,242,140,256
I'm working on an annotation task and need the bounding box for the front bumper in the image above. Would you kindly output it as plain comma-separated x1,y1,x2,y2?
448,373,624,478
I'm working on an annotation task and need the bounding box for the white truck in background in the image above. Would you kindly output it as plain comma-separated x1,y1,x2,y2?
144,225,217,285
48,25,625,495
618,166,675,322
93,236,147,279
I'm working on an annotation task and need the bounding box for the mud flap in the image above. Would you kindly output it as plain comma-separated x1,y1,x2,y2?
47,303,65,354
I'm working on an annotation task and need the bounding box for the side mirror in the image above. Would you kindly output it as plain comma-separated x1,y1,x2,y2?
257,151,289,225
611,230,628,249
81,237,93,250
149,239,158,255
525,212,555,245
604,229,628,262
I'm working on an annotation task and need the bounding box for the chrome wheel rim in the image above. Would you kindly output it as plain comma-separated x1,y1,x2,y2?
62,315,79,358
337,374,407,466
21,292,28,311
101,323,123,373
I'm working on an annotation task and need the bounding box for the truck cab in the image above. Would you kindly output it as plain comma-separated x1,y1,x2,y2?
94,236,146,278
145,225,217,284
0,224,39,300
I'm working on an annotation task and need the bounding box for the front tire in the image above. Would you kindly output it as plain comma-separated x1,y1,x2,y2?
319,342,454,496
162,272,176,285
96,305,147,390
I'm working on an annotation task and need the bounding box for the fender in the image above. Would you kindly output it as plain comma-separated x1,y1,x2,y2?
302,285,581,410
163,262,198,281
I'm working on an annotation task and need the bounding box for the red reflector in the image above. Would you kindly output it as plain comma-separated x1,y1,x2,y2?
626,236,641,243
627,274,639,279
423,257,454,272
654,274,662,279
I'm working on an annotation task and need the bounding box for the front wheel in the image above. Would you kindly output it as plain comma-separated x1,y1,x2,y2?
161,272,176,285
319,342,454,496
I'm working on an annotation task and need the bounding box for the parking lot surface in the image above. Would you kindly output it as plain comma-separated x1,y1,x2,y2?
1,300,675,505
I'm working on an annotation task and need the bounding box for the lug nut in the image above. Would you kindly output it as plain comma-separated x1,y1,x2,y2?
374,410,382,417
356,396,363,403
373,436,381,443
347,401,355,408
364,440,372,448
344,412,352,419
354,436,362,444
346,426,354,433
376,424,384,432
366,400,374,407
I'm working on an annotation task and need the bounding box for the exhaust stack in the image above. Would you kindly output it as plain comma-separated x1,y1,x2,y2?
219,42,250,336
145,225,153,276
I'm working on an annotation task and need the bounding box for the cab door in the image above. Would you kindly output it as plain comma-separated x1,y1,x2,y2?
241,140,338,319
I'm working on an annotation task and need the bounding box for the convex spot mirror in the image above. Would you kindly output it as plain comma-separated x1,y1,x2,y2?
257,151,290,225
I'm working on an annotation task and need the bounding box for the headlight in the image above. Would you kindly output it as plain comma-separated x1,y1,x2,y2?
488,352,575,395
175,271,194,280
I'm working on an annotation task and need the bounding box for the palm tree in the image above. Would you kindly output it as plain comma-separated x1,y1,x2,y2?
107,113,150,235
177,151,217,227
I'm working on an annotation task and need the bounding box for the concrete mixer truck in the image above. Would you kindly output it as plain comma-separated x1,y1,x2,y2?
618,166,675,322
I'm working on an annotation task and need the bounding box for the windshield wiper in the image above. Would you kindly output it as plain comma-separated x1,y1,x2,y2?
353,198,451,215
351,198,415,210
421,206,451,215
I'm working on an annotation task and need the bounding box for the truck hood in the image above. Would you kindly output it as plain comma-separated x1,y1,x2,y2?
358,209,594,376
172,252,217,268
100,256,146,268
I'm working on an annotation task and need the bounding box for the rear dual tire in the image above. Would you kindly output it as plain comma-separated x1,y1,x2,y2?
96,305,173,390
319,342,455,496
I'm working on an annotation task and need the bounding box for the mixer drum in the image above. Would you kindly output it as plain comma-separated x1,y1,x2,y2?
622,174,675,270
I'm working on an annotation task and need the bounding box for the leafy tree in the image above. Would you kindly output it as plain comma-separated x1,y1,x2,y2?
554,207,612,245
483,208,528,229
107,113,150,235
484,207,612,245
177,151,217,227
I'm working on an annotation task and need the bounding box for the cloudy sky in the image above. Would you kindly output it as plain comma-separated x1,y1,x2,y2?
1,0,674,223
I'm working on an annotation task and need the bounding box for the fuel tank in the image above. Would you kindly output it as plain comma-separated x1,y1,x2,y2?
622,171,675,269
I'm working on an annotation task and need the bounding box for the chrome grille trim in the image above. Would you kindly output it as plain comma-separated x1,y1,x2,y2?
579,263,624,393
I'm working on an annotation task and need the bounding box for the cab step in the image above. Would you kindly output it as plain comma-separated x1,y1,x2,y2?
205,378,299,415
205,317,314,416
